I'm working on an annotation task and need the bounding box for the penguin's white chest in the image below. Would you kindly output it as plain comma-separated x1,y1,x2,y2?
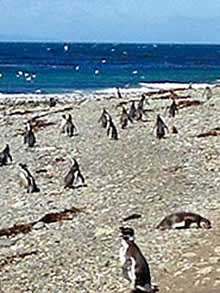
120,239,129,265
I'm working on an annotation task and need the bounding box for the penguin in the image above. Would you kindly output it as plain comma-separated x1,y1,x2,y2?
65,114,77,137
202,86,212,101
119,227,158,293
120,107,133,129
168,98,178,118
154,115,168,139
107,117,119,140
116,87,123,99
98,108,111,128
0,144,13,166
24,121,36,147
136,94,146,121
49,97,56,107
64,159,86,189
60,114,67,134
156,212,211,230
18,163,40,193
129,101,138,120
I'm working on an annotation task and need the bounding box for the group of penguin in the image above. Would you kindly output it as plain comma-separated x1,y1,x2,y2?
98,94,178,141
0,110,84,195
109,94,211,292
0,91,213,293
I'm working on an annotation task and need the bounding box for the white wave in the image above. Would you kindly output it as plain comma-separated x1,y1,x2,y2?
0,81,218,105
139,82,216,90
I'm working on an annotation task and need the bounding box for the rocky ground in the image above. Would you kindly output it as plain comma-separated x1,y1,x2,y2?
0,86,220,293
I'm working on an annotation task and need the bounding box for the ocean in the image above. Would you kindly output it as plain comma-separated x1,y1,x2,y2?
0,42,220,95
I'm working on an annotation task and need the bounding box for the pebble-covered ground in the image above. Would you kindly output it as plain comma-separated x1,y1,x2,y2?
0,87,220,293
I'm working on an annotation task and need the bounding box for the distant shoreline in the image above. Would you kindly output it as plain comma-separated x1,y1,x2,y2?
0,82,216,104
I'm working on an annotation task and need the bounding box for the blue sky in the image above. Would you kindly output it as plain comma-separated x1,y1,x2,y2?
0,0,220,43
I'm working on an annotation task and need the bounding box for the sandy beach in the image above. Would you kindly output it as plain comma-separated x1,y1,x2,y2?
0,85,220,293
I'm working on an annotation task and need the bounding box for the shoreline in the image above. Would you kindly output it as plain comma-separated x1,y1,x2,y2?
0,82,217,105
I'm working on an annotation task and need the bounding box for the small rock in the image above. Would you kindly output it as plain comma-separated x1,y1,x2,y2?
95,227,113,237
209,257,219,264
198,266,213,275
214,246,220,255
33,221,45,230
214,279,220,286
0,238,15,248
183,252,196,258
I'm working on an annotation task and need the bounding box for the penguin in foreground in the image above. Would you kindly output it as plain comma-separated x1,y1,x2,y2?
0,144,13,166
156,212,211,230
64,159,86,189
24,121,36,147
18,163,40,193
119,227,158,293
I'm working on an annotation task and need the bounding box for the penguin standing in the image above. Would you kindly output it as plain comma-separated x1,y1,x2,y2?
65,114,77,137
60,114,67,134
129,101,138,120
24,121,36,147
202,86,213,101
136,94,146,121
98,108,111,128
0,144,13,166
116,87,123,99
49,97,56,107
64,159,86,189
120,107,133,129
107,117,119,140
18,163,40,193
154,115,168,139
119,227,158,293
168,98,178,118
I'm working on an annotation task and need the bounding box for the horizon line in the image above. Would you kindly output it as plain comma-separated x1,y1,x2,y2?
0,39,220,45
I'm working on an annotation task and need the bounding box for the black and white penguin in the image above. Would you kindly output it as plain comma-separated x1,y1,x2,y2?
49,97,56,107
0,144,13,166
136,94,146,121
202,86,213,101
120,107,133,129
18,163,40,193
64,159,86,189
154,115,168,139
156,212,211,230
98,108,111,128
65,114,77,137
129,101,138,120
119,227,158,293
24,121,36,147
168,98,178,118
116,87,123,99
60,114,67,134
107,117,119,140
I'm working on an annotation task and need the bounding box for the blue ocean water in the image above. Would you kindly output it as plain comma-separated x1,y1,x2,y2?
0,42,220,94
